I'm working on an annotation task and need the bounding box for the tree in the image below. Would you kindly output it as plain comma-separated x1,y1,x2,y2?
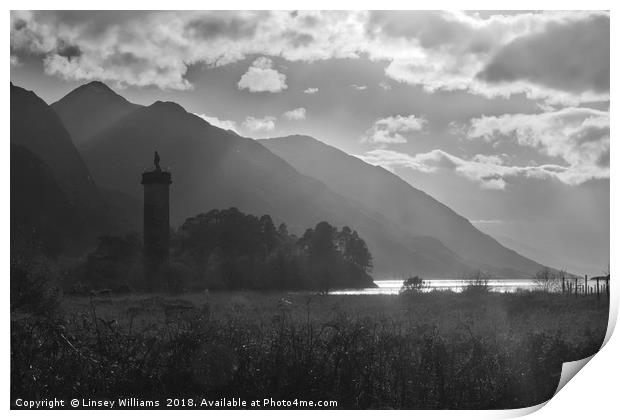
259,214,278,251
82,233,142,292
534,267,558,292
309,221,337,260
338,227,373,273
400,275,425,295
173,210,374,291
463,270,491,294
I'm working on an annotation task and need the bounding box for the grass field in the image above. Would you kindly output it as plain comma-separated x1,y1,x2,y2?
11,290,609,409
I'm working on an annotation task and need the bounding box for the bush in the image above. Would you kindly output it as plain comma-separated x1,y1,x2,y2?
463,270,491,295
10,292,608,409
10,256,60,316
164,260,195,294
400,275,425,295
80,233,143,293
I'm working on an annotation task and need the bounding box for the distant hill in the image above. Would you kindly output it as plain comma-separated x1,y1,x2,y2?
52,81,141,146
260,135,546,277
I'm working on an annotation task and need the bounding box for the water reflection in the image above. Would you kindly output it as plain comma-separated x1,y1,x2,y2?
330,279,547,295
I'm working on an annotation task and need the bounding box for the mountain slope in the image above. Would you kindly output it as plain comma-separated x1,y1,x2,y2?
11,144,88,256
52,81,141,146
10,83,140,254
11,83,105,213
260,135,545,277
79,98,475,277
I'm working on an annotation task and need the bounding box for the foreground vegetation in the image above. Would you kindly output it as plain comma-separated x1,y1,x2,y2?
11,284,608,409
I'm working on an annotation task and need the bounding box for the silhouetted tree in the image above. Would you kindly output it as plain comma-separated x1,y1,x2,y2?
338,227,373,272
173,209,374,291
81,233,142,292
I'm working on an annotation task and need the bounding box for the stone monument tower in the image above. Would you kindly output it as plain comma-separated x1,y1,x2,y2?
141,151,172,289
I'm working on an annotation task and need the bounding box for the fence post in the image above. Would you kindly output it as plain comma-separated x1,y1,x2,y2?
585,275,588,296
607,277,610,299
575,278,578,296
562,276,566,294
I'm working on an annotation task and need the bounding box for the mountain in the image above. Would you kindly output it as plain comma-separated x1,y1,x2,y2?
10,83,105,214
51,81,141,146
10,83,139,254
50,81,545,277
259,135,545,277
11,144,88,256
76,96,476,277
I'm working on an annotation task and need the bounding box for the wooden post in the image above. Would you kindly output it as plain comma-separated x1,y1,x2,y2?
596,278,600,298
584,275,588,296
562,276,566,294
607,277,610,299
575,278,578,296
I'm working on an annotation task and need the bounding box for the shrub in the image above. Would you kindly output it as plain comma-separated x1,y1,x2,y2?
463,270,491,295
400,275,425,295
10,256,60,316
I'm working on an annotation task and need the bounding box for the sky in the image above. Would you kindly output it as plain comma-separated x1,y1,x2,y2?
10,10,610,275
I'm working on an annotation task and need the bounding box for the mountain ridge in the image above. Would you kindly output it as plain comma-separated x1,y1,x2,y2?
11,83,141,253
52,80,141,146
260,134,546,277
49,81,547,277
75,91,475,277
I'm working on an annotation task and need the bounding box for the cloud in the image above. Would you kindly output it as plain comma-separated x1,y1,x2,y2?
283,107,306,120
355,147,603,189
184,12,260,40
243,115,276,131
10,10,609,103
379,81,391,90
303,87,318,94
362,115,427,144
478,15,609,95
237,56,287,93
350,84,367,90
466,107,609,184
195,113,238,132
369,10,609,104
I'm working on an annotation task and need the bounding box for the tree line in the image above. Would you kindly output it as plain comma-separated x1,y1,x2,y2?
75,207,374,293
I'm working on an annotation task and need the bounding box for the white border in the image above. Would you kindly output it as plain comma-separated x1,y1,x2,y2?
3,2,617,419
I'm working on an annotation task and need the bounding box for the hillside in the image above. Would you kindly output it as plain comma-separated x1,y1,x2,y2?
11,83,139,254
77,98,474,277
260,135,545,277
49,81,547,277
51,81,141,146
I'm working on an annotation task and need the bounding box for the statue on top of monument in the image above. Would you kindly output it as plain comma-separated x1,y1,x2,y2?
154,151,161,171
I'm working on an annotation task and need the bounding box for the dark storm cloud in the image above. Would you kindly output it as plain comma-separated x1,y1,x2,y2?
283,30,315,48
478,15,609,94
597,150,610,168
185,13,261,40
367,10,493,53
37,10,148,34
56,41,81,61
12,18,27,31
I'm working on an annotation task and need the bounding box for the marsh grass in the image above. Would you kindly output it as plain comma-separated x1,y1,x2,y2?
11,290,608,409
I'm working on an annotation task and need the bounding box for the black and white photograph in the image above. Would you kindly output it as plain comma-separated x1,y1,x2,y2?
8,7,612,412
